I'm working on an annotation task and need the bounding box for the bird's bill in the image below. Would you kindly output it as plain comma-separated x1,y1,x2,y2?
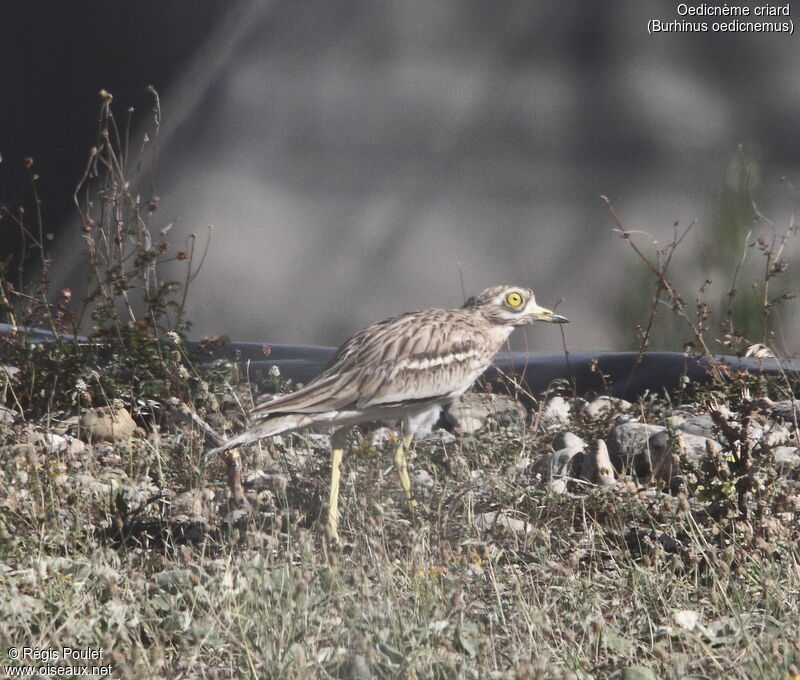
530,304,569,323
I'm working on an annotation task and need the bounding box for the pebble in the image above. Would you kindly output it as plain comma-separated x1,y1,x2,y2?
244,470,289,495
530,434,586,493
445,391,521,434
67,436,86,456
410,468,435,495
445,393,490,434
646,430,720,482
74,473,113,496
540,396,571,426
579,440,616,487
606,422,666,473
25,431,77,455
10,443,39,468
369,427,396,447
304,433,331,448
772,446,800,468
474,510,532,535
769,400,800,422
580,396,632,420
79,406,138,442
553,432,587,451
0,405,16,425
171,488,215,521
677,414,717,438
762,423,793,448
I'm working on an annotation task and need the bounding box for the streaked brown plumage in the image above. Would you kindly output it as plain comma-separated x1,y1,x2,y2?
210,285,567,541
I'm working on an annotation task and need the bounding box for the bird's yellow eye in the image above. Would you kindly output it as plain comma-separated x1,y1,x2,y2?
505,291,524,308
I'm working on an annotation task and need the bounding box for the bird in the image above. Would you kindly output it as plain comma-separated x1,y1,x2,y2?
209,285,568,542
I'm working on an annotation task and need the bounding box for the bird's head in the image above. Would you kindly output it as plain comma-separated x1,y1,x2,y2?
463,285,568,326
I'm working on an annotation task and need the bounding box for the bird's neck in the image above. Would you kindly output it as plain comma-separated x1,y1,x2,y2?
485,323,516,350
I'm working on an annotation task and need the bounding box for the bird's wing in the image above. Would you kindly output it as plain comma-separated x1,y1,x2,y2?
248,370,362,417
210,369,363,455
332,308,502,409
248,308,503,418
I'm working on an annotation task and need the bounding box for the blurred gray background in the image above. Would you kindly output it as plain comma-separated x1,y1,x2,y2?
8,0,800,352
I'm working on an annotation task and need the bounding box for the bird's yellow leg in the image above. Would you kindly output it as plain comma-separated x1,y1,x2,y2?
394,432,418,515
327,429,348,543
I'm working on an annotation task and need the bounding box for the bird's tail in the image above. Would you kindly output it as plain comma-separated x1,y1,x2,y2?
207,413,317,459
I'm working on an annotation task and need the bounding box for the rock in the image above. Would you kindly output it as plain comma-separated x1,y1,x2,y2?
444,392,489,434
669,475,688,495
74,473,114,497
579,440,616,486
445,392,490,434
80,406,138,441
410,468,435,496
580,396,632,420
25,431,69,454
664,413,689,430
445,391,521,434
485,393,521,417
171,489,215,521
540,396,571,426
531,435,585,493
244,470,289,495
761,423,793,448
553,432,587,451
66,435,86,457
744,423,765,445
673,609,702,632
770,400,799,422
369,427,395,447
645,430,675,481
10,443,40,468
474,510,532,535
772,446,800,469
606,422,666,474
647,430,721,483
677,414,716,438
0,405,15,425
551,446,583,477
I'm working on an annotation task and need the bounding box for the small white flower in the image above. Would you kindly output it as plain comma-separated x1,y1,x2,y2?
167,331,182,346
269,365,281,378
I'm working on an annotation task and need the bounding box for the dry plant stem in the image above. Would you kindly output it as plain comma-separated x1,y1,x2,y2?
176,233,207,326
26,167,59,337
707,399,757,517
73,146,100,229
724,228,752,323
68,88,189,336
752,200,796,344
601,195,724,382
2,174,59,335
223,448,247,506
558,319,574,395
0,283,17,330
123,107,133,170
144,85,161,195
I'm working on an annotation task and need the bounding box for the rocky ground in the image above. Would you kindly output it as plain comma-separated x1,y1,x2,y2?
1,369,800,679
